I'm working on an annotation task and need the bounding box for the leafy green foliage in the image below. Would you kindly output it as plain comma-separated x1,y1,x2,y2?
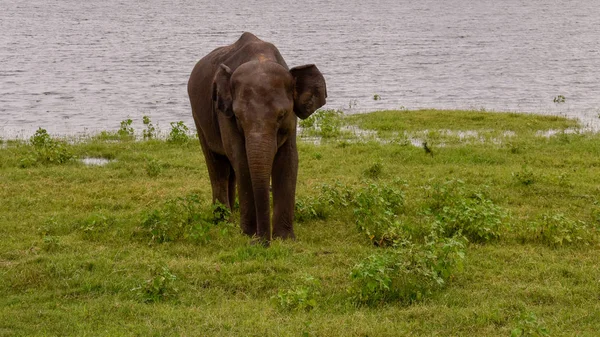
363,161,383,179
553,95,566,104
425,180,506,242
511,311,550,337
132,266,178,303
20,128,74,167
118,119,134,138
145,158,162,177
529,213,597,247
139,194,232,244
167,121,191,144
353,183,407,247
299,109,344,138
274,276,320,312
142,115,157,140
349,235,466,306
513,165,536,186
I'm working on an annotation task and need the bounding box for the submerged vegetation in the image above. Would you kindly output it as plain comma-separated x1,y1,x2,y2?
1,109,599,336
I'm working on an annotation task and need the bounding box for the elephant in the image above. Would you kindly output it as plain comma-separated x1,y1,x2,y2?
187,32,327,243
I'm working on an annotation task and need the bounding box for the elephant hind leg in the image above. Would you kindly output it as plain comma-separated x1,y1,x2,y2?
228,170,236,210
198,134,234,209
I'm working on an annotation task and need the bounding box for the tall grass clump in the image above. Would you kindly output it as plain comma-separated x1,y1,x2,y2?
349,235,466,306
20,128,74,167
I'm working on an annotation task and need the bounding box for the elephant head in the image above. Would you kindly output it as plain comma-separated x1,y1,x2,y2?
211,60,327,240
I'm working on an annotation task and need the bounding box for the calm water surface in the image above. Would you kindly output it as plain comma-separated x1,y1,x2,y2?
1,0,599,137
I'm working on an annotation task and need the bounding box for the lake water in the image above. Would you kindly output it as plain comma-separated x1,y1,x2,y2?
1,0,599,138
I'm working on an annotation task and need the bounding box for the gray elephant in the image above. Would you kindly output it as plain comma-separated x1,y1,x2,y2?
187,32,327,243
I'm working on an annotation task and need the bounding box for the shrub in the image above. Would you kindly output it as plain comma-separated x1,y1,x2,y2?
139,194,231,244
132,266,178,303
20,128,74,167
530,213,596,247
425,180,506,243
353,183,406,247
274,275,320,312
434,193,506,243
167,121,191,144
513,165,536,186
142,115,157,140
510,311,550,337
349,235,466,306
363,161,383,179
299,109,344,139
118,119,134,138
145,158,162,177
295,182,354,223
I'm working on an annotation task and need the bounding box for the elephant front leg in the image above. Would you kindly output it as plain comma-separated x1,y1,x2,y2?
235,161,258,237
271,140,298,240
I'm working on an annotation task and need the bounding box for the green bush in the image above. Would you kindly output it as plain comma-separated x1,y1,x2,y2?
510,311,550,337
167,121,191,144
274,276,320,312
530,213,596,247
349,235,466,306
295,182,354,223
139,194,231,244
299,109,344,139
353,183,406,247
118,119,134,138
142,115,157,140
132,266,178,303
425,180,506,243
20,128,74,167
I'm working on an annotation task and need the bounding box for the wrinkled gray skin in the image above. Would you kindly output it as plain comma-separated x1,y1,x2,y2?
188,32,327,243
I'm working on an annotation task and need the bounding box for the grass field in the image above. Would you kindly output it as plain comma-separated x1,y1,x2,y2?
1,109,599,336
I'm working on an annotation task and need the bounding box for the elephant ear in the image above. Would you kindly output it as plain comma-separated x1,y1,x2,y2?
290,64,327,120
212,64,234,117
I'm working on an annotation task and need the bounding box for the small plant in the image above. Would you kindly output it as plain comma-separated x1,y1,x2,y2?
510,311,550,337
349,236,466,306
531,213,596,247
513,165,536,186
434,193,506,243
132,266,178,303
142,115,157,140
425,180,506,242
299,109,344,139
363,161,383,179
139,193,230,244
353,183,406,247
373,94,381,101
274,275,320,312
167,121,190,144
118,119,134,138
78,213,116,240
20,128,74,167
145,158,162,177
553,95,566,103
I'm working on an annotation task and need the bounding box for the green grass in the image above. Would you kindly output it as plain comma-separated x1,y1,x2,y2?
1,110,599,336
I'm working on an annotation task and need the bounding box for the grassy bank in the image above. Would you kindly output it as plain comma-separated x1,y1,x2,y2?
1,109,599,336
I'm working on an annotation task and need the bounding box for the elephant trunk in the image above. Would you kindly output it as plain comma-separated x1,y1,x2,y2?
245,132,277,241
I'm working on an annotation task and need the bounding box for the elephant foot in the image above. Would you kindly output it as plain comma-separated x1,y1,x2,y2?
272,230,295,240
250,236,270,247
